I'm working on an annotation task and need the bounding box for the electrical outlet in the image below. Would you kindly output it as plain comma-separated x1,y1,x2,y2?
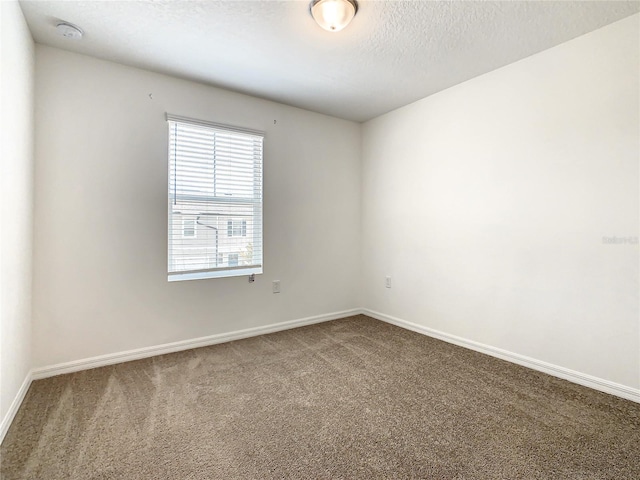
273,280,281,294
385,276,391,288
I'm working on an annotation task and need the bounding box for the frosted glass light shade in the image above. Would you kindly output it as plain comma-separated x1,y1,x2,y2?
310,0,358,32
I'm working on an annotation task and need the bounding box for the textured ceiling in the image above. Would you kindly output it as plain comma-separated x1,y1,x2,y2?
19,0,640,122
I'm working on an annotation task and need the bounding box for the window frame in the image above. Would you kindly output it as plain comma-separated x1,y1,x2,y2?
167,114,264,282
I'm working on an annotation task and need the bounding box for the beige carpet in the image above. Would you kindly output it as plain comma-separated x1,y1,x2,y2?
2,315,639,479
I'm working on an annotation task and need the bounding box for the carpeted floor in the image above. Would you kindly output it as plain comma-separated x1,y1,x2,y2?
1,315,639,479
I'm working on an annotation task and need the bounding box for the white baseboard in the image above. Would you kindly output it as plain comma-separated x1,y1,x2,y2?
0,372,32,444
363,308,640,404
32,308,361,380
6,306,636,446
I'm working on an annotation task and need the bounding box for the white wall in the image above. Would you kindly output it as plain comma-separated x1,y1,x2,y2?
362,15,639,389
29,13,640,397
33,46,361,368
0,0,34,430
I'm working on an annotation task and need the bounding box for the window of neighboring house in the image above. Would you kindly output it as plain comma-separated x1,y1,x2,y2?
167,115,263,281
183,218,196,238
227,219,247,237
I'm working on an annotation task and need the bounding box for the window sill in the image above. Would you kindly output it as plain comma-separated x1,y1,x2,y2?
168,267,263,282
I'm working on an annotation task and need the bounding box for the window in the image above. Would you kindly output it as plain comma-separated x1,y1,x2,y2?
182,218,196,238
167,114,263,281
227,219,247,237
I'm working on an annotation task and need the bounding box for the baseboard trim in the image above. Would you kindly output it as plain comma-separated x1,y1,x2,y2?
0,372,32,444
16,306,638,442
363,309,640,404
32,308,361,380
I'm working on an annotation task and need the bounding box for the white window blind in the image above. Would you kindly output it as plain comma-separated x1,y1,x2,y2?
167,114,263,281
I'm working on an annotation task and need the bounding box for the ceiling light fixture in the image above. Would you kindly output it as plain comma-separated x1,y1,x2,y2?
310,0,358,32
56,22,83,40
